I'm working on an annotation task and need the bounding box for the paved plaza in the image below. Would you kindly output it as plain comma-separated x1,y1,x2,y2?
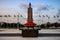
0,29,60,34
0,29,60,40
0,37,60,40
0,29,21,34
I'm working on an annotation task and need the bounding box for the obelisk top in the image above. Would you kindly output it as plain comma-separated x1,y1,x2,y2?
29,2,31,7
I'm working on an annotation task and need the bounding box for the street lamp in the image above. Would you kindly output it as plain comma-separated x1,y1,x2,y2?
17,15,19,29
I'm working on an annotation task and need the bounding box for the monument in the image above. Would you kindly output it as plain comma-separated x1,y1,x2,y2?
22,3,38,37
24,3,36,28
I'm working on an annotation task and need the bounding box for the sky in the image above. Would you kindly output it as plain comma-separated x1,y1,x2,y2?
0,0,60,24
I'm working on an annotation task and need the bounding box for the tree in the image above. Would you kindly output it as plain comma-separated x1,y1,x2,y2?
21,15,23,17
54,16,56,18
8,15,11,17
14,15,16,17
46,22,50,28
57,15,59,18
4,15,7,17
0,15,2,17
42,15,45,17
39,15,41,17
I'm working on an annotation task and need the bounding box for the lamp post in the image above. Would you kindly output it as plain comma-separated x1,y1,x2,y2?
54,15,56,23
17,12,20,29
4,15,8,28
46,15,50,23
8,15,11,28
17,15,19,29
42,15,45,24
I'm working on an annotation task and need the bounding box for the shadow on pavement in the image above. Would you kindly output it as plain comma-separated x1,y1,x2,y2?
0,33,22,37
0,33,60,37
38,33,60,37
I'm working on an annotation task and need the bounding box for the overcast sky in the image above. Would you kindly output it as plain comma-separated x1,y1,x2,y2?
0,0,60,24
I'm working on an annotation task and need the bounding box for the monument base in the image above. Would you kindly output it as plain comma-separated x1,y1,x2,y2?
22,29,38,37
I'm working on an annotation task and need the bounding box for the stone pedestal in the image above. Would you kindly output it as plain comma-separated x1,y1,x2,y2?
22,29,38,37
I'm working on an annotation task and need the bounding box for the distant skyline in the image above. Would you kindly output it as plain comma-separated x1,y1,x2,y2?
0,0,60,24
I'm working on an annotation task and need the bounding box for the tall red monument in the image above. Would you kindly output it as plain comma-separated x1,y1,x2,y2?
24,3,36,27
22,3,38,37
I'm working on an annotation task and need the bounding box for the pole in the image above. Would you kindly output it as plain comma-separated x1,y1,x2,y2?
17,13,19,29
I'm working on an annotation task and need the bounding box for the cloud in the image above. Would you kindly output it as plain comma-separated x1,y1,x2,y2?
58,9,60,14
19,3,28,9
37,4,55,11
37,4,49,11
57,9,60,15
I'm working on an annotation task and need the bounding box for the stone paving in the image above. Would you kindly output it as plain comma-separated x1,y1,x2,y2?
0,36,60,40
0,29,21,34
0,29,60,40
0,29,60,34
